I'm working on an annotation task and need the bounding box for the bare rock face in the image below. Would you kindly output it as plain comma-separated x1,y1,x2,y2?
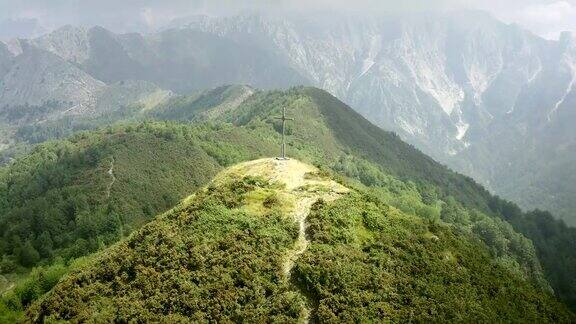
0,42,13,81
30,25,91,64
0,35,172,124
179,13,550,156
0,42,105,118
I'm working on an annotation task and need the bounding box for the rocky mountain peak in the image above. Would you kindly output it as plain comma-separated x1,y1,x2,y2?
31,25,90,63
0,41,13,78
4,38,24,56
0,44,105,117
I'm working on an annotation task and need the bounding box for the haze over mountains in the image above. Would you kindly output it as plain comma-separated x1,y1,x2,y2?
0,10,575,226
3,2,576,321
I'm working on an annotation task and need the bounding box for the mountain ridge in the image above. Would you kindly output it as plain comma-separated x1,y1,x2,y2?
2,11,575,224
2,87,576,320
25,158,574,322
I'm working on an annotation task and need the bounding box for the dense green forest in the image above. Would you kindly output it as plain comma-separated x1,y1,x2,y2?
0,122,278,271
296,193,572,322
28,174,303,322
0,86,575,319
27,163,574,322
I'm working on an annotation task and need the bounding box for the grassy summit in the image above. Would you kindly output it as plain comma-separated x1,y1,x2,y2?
27,159,573,323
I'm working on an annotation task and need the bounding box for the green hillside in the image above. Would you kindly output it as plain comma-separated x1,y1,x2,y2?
0,86,575,319
27,159,574,322
0,123,278,268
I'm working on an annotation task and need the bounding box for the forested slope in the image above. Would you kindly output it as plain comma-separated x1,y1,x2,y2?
0,87,575,319
28,159,574,323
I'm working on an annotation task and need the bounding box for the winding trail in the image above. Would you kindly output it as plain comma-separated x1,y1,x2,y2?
275,159,348,323
0,274,14,296
282,197,316,278
4,283,14,294
106,156,116,199
221,158,348,322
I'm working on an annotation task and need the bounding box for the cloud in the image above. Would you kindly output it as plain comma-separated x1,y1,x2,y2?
519,1,575,22
0,0,467,36
0,0,574,39
500,1,576,39
0,17,46,40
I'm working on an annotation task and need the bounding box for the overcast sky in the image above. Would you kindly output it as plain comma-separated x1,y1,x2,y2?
0,0,575,40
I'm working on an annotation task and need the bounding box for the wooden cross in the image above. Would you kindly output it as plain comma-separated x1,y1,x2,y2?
274,107,294,160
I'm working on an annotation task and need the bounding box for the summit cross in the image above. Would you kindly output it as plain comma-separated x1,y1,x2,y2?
274,107,294,160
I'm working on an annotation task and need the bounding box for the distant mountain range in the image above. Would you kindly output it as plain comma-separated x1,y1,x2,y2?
0,10,575,225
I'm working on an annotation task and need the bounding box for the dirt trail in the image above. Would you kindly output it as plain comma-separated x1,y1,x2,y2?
4,283,14,294
281,196,316,277
218,158,348,273
274,159,347,323
0,274,14,296
220,158,348,322
106,156,116,199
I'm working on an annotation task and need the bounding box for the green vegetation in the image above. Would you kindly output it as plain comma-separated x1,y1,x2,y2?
0,124,237,270
295,193,573,322
0,121,283,315
26,166,574,322
28,176,303,323
0,86,575,317
3,85,251,149
492,204,576,311
0,258,88,322
0,101,63,124
149,85,252,121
